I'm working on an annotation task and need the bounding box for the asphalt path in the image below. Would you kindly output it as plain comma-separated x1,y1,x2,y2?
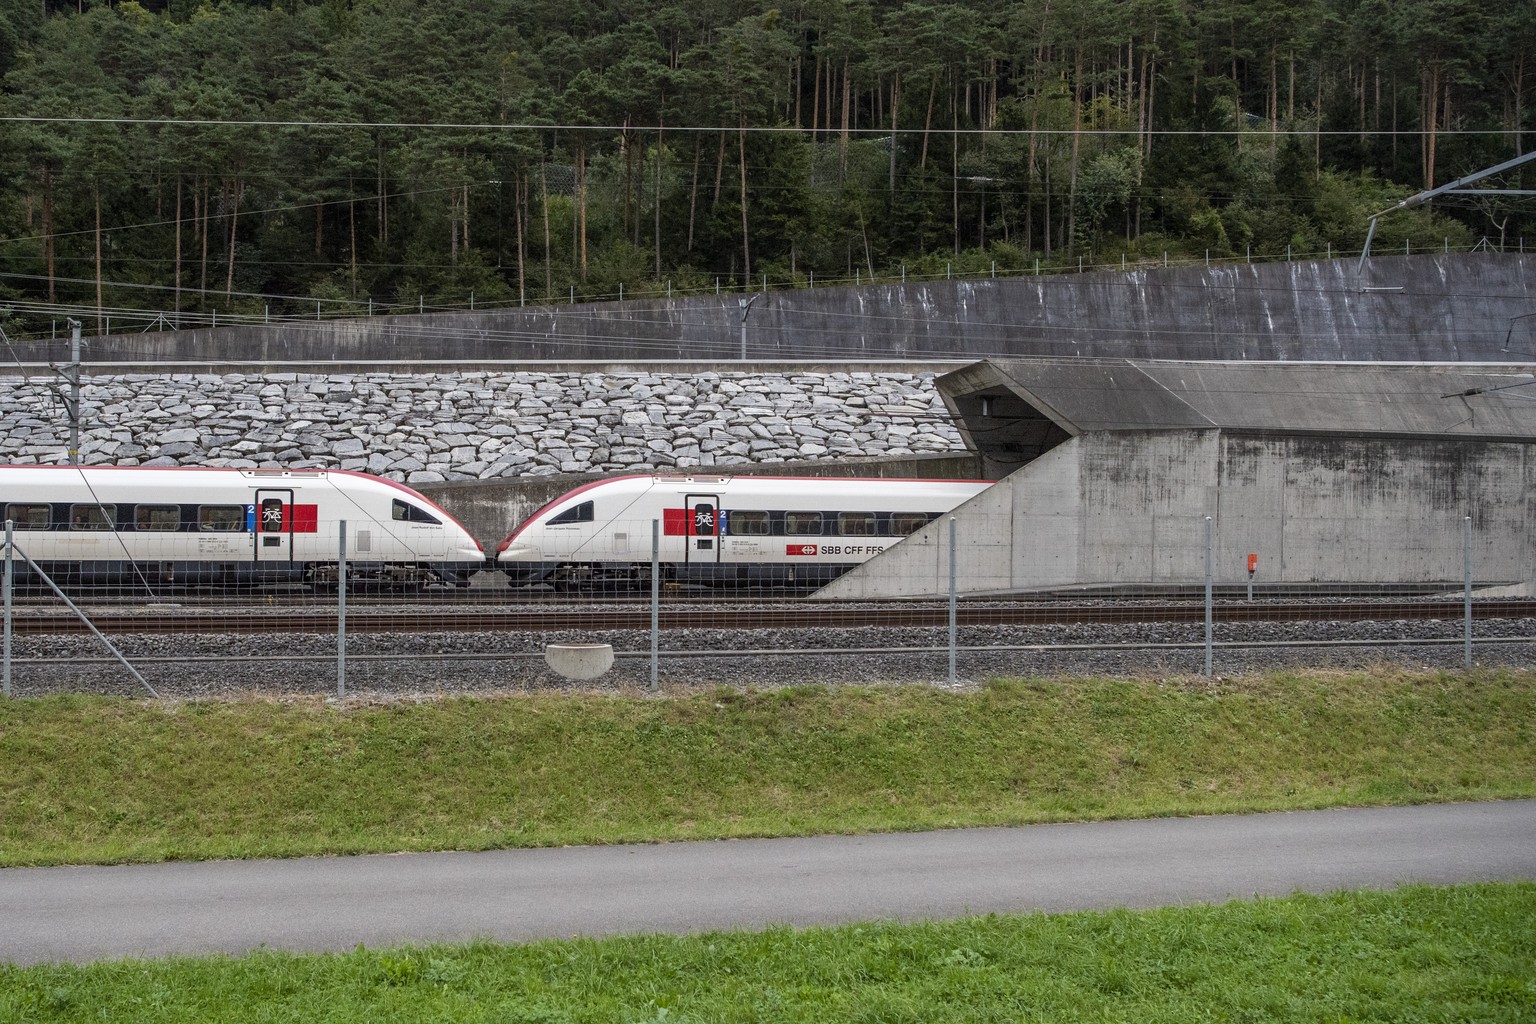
3,800,1534,966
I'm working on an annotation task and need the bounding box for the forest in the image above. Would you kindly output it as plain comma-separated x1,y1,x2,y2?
0,0,1532,338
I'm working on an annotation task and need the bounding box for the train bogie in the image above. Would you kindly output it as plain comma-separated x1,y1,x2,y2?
495,474,991,591
0,465,485,590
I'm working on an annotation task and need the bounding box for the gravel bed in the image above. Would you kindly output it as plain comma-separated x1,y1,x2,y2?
4,617,1534,699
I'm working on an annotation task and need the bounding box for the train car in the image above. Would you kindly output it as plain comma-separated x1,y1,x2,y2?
0,465,485,589
495,474,993,590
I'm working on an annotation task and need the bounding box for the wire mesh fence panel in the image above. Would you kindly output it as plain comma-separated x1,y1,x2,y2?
4,499,1535,698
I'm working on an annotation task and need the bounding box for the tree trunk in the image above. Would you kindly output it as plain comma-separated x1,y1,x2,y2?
199,179,208,296
226,179,241,297
793,55,802,126
173,174,181,314
377,135,387,249
951,78,960,253
577,137,588,280
811,53,821,133
713,130,726,208
738,116,751,286
888,73,901,195
541,163,552,300
1067,43,1083,251
94,179,103,334
840,55,851,177
687,134,702,250
654,123,664,280
41,166,55,301
920,74,937,170
514,173,526,302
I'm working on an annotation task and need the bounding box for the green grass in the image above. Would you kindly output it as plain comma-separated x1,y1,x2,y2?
2,884,1533,1022
1,669,1534,867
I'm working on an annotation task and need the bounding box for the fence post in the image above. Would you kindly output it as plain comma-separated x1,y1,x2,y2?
3,520,12,698
1464,515,1473,669
651,519,660,691
338,520,347,698
1204,516,1214,677
948,516,958,685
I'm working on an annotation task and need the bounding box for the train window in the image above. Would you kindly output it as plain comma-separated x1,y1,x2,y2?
199,505,246,532
784,512,822,536
392,499,441,525
135,505,180,531
890,513,930,536
548,500,594,525
729,510,770,536
4,503,52,530
69,504,116,530
837,512,876,536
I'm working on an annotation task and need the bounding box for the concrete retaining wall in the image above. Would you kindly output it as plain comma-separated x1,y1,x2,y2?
17,254,1535,366
821,431,1535,598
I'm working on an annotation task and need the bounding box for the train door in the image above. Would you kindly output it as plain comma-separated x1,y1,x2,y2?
253,488,294,562
683,493,720,566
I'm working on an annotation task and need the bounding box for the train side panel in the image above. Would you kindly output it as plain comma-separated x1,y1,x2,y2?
497,475,991,588
0,466,484,588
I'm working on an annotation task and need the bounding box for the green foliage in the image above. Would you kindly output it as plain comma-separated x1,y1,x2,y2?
1,670,1533,867
0,885,1532,1021
0,0,1528,336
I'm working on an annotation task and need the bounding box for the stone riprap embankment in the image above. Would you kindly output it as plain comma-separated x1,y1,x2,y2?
0,372,966,482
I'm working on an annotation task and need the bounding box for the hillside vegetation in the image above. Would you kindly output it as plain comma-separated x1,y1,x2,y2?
1,0,1530,337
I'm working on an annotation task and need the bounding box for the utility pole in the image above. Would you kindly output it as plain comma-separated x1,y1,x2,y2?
738,293,761,361
64,319,81,465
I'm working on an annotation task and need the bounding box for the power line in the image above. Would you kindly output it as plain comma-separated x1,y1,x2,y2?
0,114,1527,138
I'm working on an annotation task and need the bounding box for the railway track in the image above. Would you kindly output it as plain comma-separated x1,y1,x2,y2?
9,599,1536,636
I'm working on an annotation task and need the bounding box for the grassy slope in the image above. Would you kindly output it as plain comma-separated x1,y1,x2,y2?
1,885,1533,1022
1,669,1532,867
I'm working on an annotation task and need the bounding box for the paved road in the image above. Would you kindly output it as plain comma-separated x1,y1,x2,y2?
3,800,1533,966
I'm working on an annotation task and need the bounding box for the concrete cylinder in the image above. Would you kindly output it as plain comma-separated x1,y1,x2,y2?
544,643,615,680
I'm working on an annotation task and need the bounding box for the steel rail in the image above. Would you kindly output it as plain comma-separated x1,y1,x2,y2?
5,634,1534,669
8,599,1536,636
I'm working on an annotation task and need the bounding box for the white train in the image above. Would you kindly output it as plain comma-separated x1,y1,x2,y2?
0,465,485,589
495,474,993,589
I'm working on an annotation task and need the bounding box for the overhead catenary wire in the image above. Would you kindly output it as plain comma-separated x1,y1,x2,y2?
2,114,1529,138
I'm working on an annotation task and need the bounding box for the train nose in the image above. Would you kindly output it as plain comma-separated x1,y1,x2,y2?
496,543,534,563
